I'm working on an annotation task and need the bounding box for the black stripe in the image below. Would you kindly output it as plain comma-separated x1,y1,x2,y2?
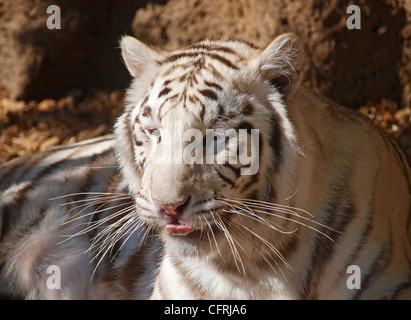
184,43,236,55
86,174,131,245
216,169,235,187
133,135,143,147
3,203,49,248
204,63,224,80
125,108,137,167
179,72,199,85
330,181,375,290
241,100,255,116
235,121,254,132
204,80,223,91
161,52,201,64
223,163,241,178
198,89,218,101
63,153,117,243
169,254,207,299
158,93,179,120
72,152,113,203
142,106,152,118
391,272,411,299
216,36,260,49
187,94,205,122
240,172,259,193
268,111,283,172
161,51,239,70
353,240,393,299
0,137,114,189
0,152,49,190
277,233,300,264
239,131,262,193
158,87,171,98
0,145,103,240
299,185,356,299
161,61,198,77
217,104,225,116
199,103,205,122
383,132,410,193
139,95,149,108
207,52,239,70
120,233,156,298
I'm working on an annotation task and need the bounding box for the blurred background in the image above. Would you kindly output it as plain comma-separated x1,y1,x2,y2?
0,0,410,163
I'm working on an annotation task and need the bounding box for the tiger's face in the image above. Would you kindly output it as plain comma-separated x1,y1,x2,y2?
115,34,304,255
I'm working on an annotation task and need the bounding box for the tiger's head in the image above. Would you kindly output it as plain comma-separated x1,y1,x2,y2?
115,34,304,257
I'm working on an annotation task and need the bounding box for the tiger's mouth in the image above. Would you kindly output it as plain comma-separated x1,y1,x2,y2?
166,218,195,236
162,207,227,238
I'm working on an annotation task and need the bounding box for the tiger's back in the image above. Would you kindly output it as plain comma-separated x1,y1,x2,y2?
284,86,411,299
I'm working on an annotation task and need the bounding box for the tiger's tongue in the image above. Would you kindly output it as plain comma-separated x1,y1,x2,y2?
166,222,195,236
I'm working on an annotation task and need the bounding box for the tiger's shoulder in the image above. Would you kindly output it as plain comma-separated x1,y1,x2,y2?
288,84,411,245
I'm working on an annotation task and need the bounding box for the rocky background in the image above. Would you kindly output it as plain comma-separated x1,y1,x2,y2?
0,0,410,163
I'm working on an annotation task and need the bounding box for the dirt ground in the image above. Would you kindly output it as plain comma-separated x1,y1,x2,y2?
0,88,124,163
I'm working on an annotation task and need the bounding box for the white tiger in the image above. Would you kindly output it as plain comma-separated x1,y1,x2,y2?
0,33,410,299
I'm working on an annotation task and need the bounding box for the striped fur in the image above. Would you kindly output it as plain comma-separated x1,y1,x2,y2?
1,33,410,299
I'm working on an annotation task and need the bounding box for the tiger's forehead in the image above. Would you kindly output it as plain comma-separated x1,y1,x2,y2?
140,39,260,126
158,38,260,70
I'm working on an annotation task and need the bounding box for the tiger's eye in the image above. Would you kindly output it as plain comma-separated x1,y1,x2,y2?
144,128,160,137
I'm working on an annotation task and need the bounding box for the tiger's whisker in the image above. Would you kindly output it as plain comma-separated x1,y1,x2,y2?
91,218,138,263
222,197,314,218
218,197,336,238
211,210,246,275
59,204,136,244
219,199,296,233
217,198,294,233
223,209,298,235
62,204,135,239
113,216,146,260
50,191,135,201
106,215,143,260
62,200,134,225
88,208,138,253
89,211,139,271
203,214,224,261
224,204,332,240
225,219,284,279
60,194,132,206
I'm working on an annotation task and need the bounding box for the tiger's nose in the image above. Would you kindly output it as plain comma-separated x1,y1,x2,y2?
153,199,187,216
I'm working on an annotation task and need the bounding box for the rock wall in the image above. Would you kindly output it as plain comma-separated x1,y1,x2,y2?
0,0,409,109
132,0,411,109
0,0,147,100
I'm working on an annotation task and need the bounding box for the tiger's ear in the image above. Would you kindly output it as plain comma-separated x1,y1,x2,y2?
120,36,162,78
253,33,304,99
